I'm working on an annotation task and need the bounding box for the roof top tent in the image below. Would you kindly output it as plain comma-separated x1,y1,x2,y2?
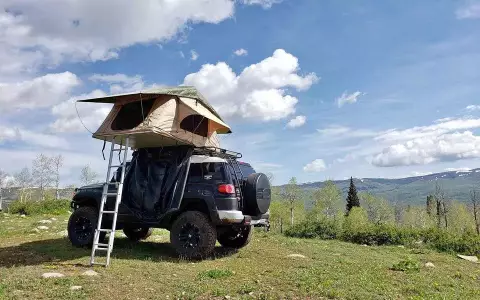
78,86,231,148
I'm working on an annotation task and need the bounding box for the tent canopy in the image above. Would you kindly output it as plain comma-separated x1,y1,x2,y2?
77,86,231,148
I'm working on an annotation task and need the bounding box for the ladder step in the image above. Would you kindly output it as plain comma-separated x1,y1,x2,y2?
106,182,118,185
110,165,124,168
101,210,116,214
96,243,109,247
97,229,112,233
111,148,125,152
91,262,107,266
95,247,109,251
104,192,118,196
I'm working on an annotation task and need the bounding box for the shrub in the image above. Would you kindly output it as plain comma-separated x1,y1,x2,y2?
8,198,71,215
285,218,339,239
390,258,420,272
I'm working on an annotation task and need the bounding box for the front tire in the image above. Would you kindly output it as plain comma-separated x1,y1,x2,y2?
67,206,105,247
170,211,216,259
123,227,153,241
217,225,253,249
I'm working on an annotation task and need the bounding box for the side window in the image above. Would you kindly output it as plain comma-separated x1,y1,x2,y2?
187,162,225,182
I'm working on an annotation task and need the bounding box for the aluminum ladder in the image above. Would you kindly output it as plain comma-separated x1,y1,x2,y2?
90,137,130,267
226,157,245,209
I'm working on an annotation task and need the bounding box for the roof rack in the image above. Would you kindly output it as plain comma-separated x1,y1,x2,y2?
193,147,242,159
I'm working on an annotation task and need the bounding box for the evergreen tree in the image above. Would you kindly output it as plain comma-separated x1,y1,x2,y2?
345,177,360,214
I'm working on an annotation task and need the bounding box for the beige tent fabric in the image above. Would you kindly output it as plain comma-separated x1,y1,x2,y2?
90,93,226,148
179,97,230,134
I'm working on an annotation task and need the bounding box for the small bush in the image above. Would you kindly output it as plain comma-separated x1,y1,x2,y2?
198,269,233,280
8,198,71,215
285,218,339,239
390,258,420,272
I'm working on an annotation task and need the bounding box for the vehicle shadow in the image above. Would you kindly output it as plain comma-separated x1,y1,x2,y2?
0,237,238,268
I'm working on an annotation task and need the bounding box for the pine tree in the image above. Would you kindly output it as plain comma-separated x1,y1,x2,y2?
345,177,360,214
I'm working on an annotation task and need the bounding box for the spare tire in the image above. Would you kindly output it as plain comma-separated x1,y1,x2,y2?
243,173,271,216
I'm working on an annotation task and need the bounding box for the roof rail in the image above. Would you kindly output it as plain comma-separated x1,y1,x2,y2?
193,147,242,159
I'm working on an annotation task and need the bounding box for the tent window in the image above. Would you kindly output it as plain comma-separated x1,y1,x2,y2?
180,114,208,137
111,99,155,130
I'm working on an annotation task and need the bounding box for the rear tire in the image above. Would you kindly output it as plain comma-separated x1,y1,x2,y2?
67,206,105,247
217,225,253,249
123,227,153,241
170,211,216,259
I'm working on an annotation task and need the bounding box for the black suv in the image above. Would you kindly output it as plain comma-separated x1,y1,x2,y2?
67,147,271,259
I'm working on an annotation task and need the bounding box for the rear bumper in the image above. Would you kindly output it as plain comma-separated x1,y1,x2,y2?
216,210,270,226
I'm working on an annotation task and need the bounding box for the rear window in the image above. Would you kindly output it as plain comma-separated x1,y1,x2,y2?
187,162,226,183
239,163,255,178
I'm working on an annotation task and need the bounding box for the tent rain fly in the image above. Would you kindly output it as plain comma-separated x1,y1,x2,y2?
77,86,231,149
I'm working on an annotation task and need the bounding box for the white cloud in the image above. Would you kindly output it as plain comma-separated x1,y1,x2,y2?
88,73,149,94
0,125,69,149
0,0,236,74
371,131,480,167
234,48,248,56
286,115,306,128
179,51,185,59
445,167,471,172
190,50,199,61
466,105,480,111
303,159,327,172
50,90,111,133
0,72,80,113
184,49,318,121
336,91,364,107
374,118,480,143
241,0,282,9
317,125,377,138
456,1,480,19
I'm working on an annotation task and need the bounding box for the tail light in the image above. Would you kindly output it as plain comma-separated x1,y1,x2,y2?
218,184,235,194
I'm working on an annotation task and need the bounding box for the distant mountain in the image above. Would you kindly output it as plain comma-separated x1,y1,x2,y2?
279,168,480,205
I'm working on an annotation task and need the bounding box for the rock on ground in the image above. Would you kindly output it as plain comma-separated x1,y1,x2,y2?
457,254,479,263
70,286,82,291
50,217,57,221
425,262,435,268
42,272,65,278
287,254,306,259
38,220,52,224
82,270,99,276
37,226,49,230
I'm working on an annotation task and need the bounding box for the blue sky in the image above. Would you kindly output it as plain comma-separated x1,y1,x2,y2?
0,0,480,186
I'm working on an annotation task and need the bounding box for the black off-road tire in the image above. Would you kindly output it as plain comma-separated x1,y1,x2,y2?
123,227,153,241
67,206,105,247
170,211,216,259
217,225,253,249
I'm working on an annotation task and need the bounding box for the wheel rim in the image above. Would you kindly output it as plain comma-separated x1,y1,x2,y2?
178,223,201,248
74,216,93,243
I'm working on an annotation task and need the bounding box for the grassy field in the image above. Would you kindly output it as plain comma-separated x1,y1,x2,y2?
1,212,480,300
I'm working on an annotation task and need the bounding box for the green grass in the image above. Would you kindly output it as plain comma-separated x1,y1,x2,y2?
1,212,480,299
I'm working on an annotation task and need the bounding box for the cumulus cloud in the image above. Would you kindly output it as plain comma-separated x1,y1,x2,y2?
50,89,111,134
0,0,236,74
372,131,480,167
234,48,248,56
0,72,80,113
466,105,480,111
303,159,327,172
336,91,364,107
286,115,306,128
241,0,282,9
0,125,69,149
456,1,480,19
88,73,151,94
190,50,199,61
184,49,318,121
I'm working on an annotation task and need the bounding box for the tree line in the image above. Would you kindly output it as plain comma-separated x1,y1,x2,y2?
0,154,101,203
270,176,480,236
